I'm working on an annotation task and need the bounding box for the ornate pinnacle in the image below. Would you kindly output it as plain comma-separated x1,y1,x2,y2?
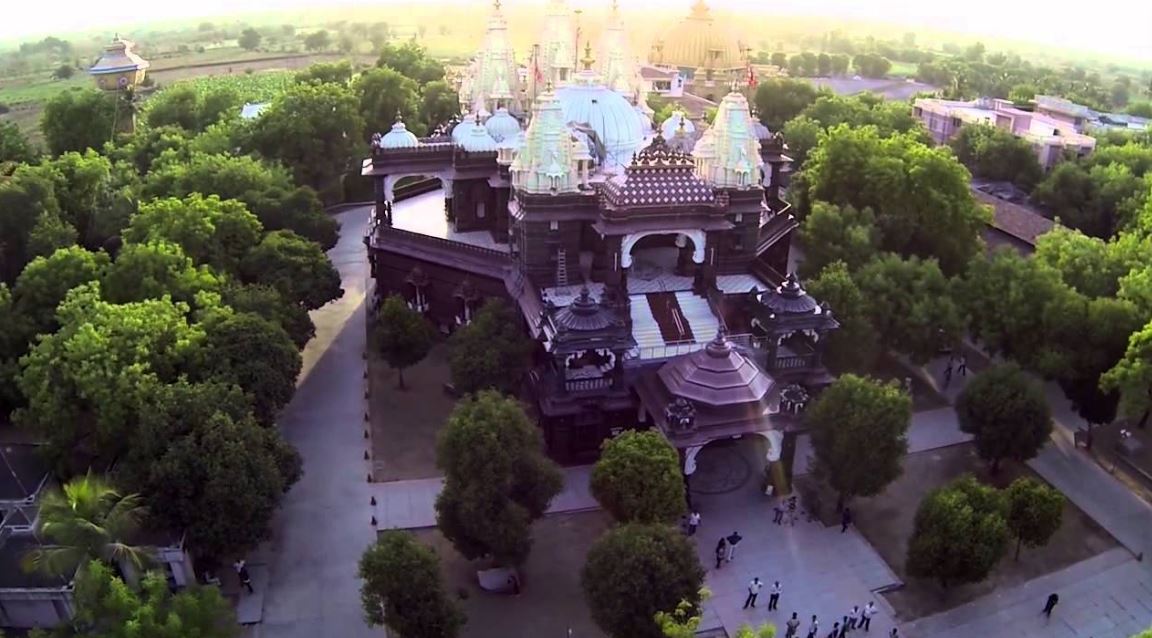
494,0,501,9
394,110,404,123
581,42,595,71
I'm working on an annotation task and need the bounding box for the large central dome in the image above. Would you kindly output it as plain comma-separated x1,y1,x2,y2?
652,0,745,75
554,71,647,166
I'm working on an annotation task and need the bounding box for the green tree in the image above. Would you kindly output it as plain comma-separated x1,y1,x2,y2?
220,283,315,348
856,254,964,363
852,53,891,78
582,524,705,638
420,80,460,134
804,125,988,274
906,476,1009,588
53,64,76,80
752,78,821,131
798,202,881,277
124,194,264,275
356,67,421,137
447,300,533,395
304,30,331,52
806,374,911,507
1103,319,1152,422
950,124,1043,190
11,245,109,339
238,28,262,51
40,89,117,156
72,560,237,637
780,115,821,167
590,430,686,524
240,230,343,310
434,390,563,565
956,363,1053,473
22,473,151,578
145,85,200,131
1031,162,1144,239
0,170,61,282
249,81,364,192
102,241,221,305
806,261,880,372
198,311,302,424
295,60,354,85
1004,477,1064,560
1033,226,1144,299
377,41,445,84
16,284,205,467
144,410,301,560
0,120,36,164
357,530,465,638
373,295,435,389
20,149,137,250
769,52,787,68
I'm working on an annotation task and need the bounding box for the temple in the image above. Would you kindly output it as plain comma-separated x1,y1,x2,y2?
363,0,836,486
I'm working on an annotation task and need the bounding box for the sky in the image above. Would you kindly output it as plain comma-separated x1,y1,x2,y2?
3,0,1151,62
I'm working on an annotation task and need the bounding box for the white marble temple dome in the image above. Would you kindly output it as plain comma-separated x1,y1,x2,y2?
554,77,646,166
485,107,523,143
380,119,420,149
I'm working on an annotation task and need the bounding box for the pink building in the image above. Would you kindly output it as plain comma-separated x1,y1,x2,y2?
913,96,1096,171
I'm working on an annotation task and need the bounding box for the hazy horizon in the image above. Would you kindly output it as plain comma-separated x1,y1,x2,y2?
4,0,1151,64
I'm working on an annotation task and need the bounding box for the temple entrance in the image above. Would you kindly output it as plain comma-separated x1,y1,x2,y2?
621,230,706,294
684,430,785,506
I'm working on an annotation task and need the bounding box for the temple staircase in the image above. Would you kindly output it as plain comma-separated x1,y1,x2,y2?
629,295,665,350
674,291,721,341
628,291,722,359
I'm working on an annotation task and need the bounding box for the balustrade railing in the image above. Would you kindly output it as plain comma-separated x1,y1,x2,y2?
371,225,509,261
565,377,613,393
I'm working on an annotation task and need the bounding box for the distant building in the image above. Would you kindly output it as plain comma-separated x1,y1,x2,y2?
0,445,196,631
88,37,150,135
640,65,685,98
913,96,1096,171
240,102,270,120
970,183,1057,255
648,0,748,98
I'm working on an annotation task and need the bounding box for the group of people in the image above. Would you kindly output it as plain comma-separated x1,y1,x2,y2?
742,580,888,638
942,352,968,388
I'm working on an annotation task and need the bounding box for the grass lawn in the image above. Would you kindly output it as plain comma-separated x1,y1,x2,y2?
369,342,458,481
849,444,1118,620
0,74,89,107
410,510,611,638
888,60,919,77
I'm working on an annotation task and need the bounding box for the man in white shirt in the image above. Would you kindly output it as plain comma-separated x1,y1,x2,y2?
743,577,763,609
768,580,782,610
687,511,701,536
846,605,860,630
861,601,877,631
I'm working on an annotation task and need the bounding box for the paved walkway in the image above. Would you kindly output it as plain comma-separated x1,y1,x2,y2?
369,465,598,530
253,206,380,638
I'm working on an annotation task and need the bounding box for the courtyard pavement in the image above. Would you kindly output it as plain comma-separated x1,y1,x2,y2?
252,206,380,638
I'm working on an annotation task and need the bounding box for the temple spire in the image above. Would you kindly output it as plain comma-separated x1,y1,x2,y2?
581,42,595,71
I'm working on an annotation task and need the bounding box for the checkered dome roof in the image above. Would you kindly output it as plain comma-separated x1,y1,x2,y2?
602,133,714,208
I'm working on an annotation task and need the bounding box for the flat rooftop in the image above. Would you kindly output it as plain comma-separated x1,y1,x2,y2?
0,444,50,502
390,188,507,252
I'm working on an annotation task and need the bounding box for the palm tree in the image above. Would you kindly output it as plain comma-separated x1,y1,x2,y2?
22,472,152,579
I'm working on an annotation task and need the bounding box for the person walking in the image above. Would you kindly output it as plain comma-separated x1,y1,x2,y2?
806,615,819,638
860,601,876,631
787,496,798,526
841,507,853,533
957,354,968,377
846,605,860,630
726,531,743,562
785,612,801,638
687,511,701,536
943,360,953,388
825,622,839,638
1042,592,1059,617
774,504,785,525
715,538,728,569
743,577,763,609
837,617,849,638
233,559,254,594
888,629,900,638
768,581,782,610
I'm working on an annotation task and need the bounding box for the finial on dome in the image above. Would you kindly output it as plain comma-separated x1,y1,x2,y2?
395,110,404,123
494,0,501,9
581,42,595,71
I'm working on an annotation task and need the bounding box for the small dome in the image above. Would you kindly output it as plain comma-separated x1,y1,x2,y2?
380,118,420,149
553,287,619,332
692,128,716,159
451,113,478,144
760,273,820,315
485,107,523,143
752,119,772,140
554,79,646,165
661,111,695,139
658,332,775,407
461,121,499,152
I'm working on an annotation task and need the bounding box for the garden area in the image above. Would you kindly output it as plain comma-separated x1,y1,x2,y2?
851,444,1118,620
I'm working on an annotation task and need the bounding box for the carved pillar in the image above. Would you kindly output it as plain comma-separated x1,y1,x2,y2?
442,176,455,223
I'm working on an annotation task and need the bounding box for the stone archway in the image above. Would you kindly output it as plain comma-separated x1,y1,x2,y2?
682,430,783,495
620,229,706,268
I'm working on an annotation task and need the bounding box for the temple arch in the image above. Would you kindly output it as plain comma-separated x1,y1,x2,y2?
620,229,706,268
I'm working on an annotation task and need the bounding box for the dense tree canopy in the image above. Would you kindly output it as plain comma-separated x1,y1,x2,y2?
752,78,822,131
249,81,364,193
435,391,562,565
0,170,61,282
124,194,264,275
373,295,435,389
855,254,964,363
17,150,138,251
356,67,422,136
807,374,911,505
906,476,1009,588
956,363,1052,473
102,240,220,305
1103,319,1152,421
144,84,245,133
240,229,342,310
798,202,881,277
197,310,302,425
803,125,988,274
11,246,108,340
358,531,465,638
447,300,533,395
950,124,1043,190
40,89,118,156
0,120,36,164
590,430,686,524
376,41,446,85
805,261,880,372
582,524,705,638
